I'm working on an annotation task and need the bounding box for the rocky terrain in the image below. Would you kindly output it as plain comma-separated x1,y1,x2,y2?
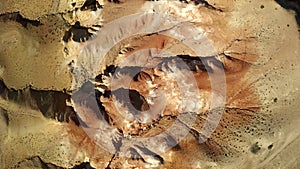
0,0,300,168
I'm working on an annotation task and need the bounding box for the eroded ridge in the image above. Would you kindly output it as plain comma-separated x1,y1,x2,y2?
70,51,261,166
94,55,220,136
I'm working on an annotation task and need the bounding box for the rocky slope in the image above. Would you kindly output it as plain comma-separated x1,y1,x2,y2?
0,0,300,168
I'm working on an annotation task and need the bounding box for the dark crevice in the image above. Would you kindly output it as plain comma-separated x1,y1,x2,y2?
195,0,222,11
129,148,144,160
108,0,121,4
29,90,81,125
95,89,111,123
72,81,112,126
179,0,223,12
63,21,99,42
105,153,117,169
99,55,223,81
14,156,64,169
35,156,64,169
135,145,164,164
81,0,103,11
166,133,182,150
110,88,150,112
0,79,80,125
15,156,96,169
0,12,42,28
71,162,95,169
275,0,300,28
112,134,123,151
220,53,253,65
111,66,142,80
161,55,224,73
30,90,70,118
0,79,8,98
132,54,224,73
103,65,151,83
0,107,9,126
104,130,123,169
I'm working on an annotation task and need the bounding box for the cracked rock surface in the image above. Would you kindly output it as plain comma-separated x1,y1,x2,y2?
0,0,300,168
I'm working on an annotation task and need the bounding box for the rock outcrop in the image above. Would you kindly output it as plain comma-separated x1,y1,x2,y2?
0,0,300,168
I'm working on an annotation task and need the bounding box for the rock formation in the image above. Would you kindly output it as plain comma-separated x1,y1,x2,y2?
0,0,300,168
